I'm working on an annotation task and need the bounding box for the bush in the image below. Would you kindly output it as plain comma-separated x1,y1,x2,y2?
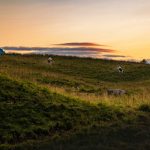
139,104,150,112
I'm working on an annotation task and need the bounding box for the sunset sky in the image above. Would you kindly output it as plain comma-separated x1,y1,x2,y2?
0,0,150,59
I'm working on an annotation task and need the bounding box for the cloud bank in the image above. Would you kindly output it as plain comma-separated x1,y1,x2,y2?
55,42,105,47
3,46,115,53
2,42,124,60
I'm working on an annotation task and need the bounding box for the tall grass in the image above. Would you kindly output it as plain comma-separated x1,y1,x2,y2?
0,54,150,108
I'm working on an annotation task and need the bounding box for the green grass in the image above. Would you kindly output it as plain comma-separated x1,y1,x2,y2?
0,54,150,149
0,54,150,107
0,75,130,149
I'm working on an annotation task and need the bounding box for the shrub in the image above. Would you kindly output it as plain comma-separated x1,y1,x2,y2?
139,104,150,112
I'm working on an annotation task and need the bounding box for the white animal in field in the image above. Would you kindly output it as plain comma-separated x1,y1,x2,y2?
117,66,123,73
48,57,53,65
141,59,150,64
145,60,150,65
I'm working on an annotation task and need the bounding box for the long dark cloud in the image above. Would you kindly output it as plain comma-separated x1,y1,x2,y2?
55,42,106,47
3,46,115,53
103,54,126,58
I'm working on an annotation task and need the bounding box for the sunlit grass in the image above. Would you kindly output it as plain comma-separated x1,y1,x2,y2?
0,54,150,109
42,85,150,108
0,55,150,107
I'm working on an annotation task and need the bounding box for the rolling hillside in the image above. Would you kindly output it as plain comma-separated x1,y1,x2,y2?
0,54,150,150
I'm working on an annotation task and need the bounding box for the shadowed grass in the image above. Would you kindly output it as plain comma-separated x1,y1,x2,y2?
0,75,133,149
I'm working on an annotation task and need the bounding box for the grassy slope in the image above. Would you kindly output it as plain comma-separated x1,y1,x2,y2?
0,75,150,150
0,54,150,107
0,55,150,149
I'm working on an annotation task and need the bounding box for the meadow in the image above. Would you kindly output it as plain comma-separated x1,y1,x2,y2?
0,54,150,150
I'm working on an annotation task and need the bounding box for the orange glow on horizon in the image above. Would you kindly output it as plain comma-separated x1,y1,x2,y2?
0,0,150,60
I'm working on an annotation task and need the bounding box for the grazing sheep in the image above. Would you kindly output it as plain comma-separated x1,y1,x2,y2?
48,57,53,65
145,61,150,65
141,59,150,65
117,66,123,73
107,89,126,96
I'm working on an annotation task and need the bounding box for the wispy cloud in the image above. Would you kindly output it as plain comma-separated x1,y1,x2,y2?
55,42,106,47
3,46,115,53
103,54,126,58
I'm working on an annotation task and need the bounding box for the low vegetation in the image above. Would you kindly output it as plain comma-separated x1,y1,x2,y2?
0,54,150,107
0,54,150,149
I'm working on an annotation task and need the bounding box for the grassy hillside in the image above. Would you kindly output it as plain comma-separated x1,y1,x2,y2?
0,74,150,150
0,54,150,107
0,54,150,149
